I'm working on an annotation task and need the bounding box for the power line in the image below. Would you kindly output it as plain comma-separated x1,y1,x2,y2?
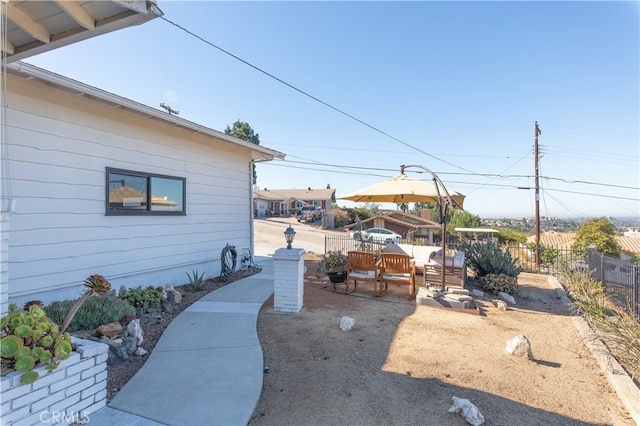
266,159,639,191
159,15,476,174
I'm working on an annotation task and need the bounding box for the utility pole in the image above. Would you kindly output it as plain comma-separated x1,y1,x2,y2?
534,121,541,271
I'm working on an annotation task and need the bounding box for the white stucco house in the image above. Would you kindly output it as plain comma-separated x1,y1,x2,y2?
0,62,284,312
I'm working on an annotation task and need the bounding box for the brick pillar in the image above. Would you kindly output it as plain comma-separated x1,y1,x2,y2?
273,248,305,313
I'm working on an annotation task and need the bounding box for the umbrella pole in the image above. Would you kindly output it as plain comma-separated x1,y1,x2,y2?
440,206,446,291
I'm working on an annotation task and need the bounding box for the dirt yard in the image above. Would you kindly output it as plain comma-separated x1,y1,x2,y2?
249,260,635,426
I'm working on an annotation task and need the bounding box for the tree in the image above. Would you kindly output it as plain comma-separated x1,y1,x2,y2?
572,218,621,257
446,210,480,234
496,228,528,245
224,120,260,185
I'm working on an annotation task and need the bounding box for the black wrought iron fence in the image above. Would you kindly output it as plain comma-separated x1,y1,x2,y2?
324,234,389,255
587,248,639,321
325,235,640,321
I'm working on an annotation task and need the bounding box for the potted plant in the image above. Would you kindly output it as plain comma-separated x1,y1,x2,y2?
316,250,349,284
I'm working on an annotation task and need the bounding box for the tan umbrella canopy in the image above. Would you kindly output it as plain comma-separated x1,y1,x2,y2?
339,173,465,209
338,164,465,290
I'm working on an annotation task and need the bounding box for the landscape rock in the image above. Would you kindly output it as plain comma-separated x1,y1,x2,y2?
471,289,484,298
498,292,516,305
506,334,534,359
340,316,354,331
123,336,138,355
96,322,123,338
448,396,485,426
134,347,148,356
105,341,129,365
126,319,144,346
492,299,508,311
161,284,182,313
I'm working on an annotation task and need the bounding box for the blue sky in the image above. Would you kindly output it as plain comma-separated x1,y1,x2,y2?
25,1,639,219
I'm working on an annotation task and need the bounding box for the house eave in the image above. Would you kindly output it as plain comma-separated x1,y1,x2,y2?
2,0,164,63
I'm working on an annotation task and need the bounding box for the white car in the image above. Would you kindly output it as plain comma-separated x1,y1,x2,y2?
350,227,402,243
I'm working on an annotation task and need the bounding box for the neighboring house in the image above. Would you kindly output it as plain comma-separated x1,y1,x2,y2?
0,62,284,311
253,187,335,218
344,211,440,243
624,227,640,238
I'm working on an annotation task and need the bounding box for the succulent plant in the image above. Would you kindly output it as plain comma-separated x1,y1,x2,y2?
60,274,112,334
1,304,72,385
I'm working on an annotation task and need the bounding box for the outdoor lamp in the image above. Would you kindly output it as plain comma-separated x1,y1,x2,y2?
284,225,296,249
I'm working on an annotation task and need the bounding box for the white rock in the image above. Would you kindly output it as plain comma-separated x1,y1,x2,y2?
134,347,148,356
448,396,485,426
492,299,507,310
340,316,354,331
126,319,144,346
498,292,516,305
505,334,534,359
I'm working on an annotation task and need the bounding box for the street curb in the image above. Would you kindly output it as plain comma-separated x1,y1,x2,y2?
547,276,640,425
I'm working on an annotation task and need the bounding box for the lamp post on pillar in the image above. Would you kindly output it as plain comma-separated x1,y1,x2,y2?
284,225,296,249
273,225,304,313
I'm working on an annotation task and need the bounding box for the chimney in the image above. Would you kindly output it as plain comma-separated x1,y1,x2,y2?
421,209,432,221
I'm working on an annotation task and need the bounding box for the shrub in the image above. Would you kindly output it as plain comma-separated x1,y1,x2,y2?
460,241,523,278
478,274,519,295
316,250,348,275
556,260,639,373
45,296,136,332
120,286,162,312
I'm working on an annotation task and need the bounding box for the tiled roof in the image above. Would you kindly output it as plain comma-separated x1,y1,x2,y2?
344,211,439,230
526,231,640,254
254,188,335,201
617,236,640,255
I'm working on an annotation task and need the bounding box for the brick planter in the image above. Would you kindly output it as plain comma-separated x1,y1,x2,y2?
0,337,108,425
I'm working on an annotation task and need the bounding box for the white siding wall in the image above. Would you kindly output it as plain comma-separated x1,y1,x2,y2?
5,74,254,307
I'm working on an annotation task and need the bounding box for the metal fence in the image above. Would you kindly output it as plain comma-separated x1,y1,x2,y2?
326,235,640,321
587,248,639,321
324,234,389,255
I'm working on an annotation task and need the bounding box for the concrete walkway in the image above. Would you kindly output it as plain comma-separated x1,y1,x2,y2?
87,256,274,426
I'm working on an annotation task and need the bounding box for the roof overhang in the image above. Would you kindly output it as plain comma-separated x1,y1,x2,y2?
5,61,286,161
1,0,163,63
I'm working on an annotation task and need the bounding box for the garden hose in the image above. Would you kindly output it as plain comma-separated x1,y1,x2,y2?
220,244,238,278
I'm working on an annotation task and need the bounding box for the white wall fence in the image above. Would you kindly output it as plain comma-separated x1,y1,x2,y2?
0,338,108,426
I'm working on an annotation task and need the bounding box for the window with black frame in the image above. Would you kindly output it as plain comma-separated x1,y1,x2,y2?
106,168,185,215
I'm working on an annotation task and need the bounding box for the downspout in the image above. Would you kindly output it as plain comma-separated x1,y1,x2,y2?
1,5,13,316
249,160,255,258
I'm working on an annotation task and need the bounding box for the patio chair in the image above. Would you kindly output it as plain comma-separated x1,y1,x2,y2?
346,251,380,296
379,253,416,299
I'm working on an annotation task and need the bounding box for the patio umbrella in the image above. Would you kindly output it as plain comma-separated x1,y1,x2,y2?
338,164,465,290
339,173,465,209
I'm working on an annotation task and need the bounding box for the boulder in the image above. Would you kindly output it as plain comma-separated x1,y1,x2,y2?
448,396,485,426
506,334,534,359
498,292,516,305
126,319,144,346
492,299,508,311
96,322,123,338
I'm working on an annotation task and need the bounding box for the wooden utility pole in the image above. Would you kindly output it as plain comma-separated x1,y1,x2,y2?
534,121,541,270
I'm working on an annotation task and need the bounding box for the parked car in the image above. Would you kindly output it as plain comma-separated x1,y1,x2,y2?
296,205,323,222
350,227,402,243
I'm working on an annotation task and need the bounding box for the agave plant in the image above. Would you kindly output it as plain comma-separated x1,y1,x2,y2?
60,275,112,334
